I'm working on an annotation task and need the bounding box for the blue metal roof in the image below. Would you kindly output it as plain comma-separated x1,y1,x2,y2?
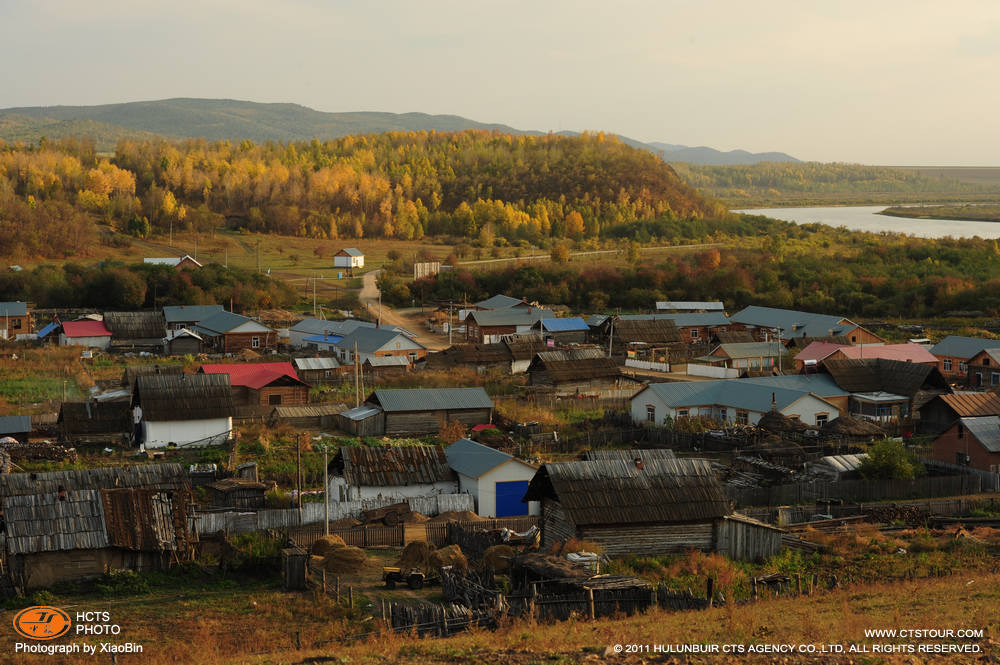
162,305,224,324
446,438,514,478
303,334,344,345
0,415,31,434
930,335,1000,359
539,317,589,332
0,301,28,316
730,305,858,339
36,321,60,339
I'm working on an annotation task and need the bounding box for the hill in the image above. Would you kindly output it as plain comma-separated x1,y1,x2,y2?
0,98,798,164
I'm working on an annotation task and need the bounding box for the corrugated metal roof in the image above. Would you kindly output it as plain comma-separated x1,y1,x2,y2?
583,449,677,461
339,405,382,421
197,310,268,334
939,392,1000,417
467,308,554,327
334,445,456,487
365,356,410,367
743,374,848,397
369,387,493,412
816,454,868,474
524,458,730,526
538,317,590,332
730,305,861,339
335,327,423,354
930,335,999,359
303,334,344,346
271,403,347,418
446,438,516,478
715,342,788,359
638,380,835,414
294,357,341,371
292,317,377,336
339,248,364,257
586,315,609,327
794,341,846,363
162,305,224,324
637,312,730,327
133,374,234,421
0,463,188,496
200,362,303,389
36,321,59,339
961,416,1000,453
655,301,725,311
62,320,112,338
0,301,28,316
475,294,527,309
837,343,939,364
0,415,31,434
3,489,110,554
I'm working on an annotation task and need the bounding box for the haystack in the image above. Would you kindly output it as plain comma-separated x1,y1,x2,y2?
404,512,430,523
431,544,468,572
328,516,361,529
397,541,436,571
322,545,367,573
311,534,347,556
823,415,885,436
428,510,485,523
482,545,515,572
514,553,589,579
757,409,808,433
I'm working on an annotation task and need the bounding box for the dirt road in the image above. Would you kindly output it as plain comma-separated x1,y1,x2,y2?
359,270,452,350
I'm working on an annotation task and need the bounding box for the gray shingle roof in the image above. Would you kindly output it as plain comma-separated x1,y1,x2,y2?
0,415,31,434
294,357,341,371
0,301,28,316
446,438,516,478
930,335,1000,359
475,294,527,309
335,327,424,354
369,387,493,412
467,308,554,327
162,305,224,324
730,305,860,339
961,416,1000,453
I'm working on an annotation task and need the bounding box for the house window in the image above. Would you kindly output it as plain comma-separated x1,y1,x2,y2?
943,358,953,372
677,409,689,418
851,335,857,343
736,411,749,425
993,372,1000,386
646,405,656,423
269,394,282,405
719,408,727,421
408,352,418,360
251,336,260,349
958,424,964,439
816,413,828,427
690,329,699,339
960,362,969,373
324,370,332,378
986,358,992,367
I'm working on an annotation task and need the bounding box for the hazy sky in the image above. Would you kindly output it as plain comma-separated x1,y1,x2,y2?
2,0,998,165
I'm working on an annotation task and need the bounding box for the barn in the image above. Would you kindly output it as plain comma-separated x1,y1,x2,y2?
132,374,234,449
200,362,310,407
293,357,342,385
526,348,623,391
367,387,494,436
59,320,112,350
328,444,457,503
333,248,365,271
445,438,539,517
523,457,782,561
104,311,167,353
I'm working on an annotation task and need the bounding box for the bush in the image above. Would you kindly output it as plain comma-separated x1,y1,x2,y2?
859,439,926,480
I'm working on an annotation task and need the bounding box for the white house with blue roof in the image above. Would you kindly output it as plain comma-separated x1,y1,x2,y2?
445,438,539,517
631,378,841,428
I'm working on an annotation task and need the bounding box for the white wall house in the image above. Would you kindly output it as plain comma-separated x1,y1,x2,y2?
333,328,426,365
328,445,457,503
632,380,839,428
132,374,235,449
59,320,112,350
138,414,233,450
446,438,540,517
333,248,365,269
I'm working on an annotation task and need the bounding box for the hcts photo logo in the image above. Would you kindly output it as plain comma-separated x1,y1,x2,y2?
12,606,72,640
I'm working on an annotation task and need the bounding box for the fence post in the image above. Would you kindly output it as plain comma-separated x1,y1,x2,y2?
586,587,595,620
349,585,354,608
705,577,714,608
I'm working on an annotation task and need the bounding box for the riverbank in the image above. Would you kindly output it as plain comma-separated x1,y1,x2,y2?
881,204,1000,224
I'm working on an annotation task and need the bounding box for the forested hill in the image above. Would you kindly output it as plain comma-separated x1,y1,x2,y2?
0,98,530,148
0,131,726,258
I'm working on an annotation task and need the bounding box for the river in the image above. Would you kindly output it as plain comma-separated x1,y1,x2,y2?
731,205,1000,239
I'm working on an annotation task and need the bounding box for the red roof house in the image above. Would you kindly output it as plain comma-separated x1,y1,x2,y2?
59,320,113,350
200,362,310,407
797,342,938,372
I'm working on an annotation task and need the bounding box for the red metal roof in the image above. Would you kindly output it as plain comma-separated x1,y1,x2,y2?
836,343,938,364
794,341,846,364
62,320,112,337
200,362,304,389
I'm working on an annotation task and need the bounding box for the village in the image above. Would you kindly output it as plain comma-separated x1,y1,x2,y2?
2,246,1000,649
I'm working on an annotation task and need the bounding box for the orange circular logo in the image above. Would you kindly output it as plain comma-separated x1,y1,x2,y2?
12,606,72,640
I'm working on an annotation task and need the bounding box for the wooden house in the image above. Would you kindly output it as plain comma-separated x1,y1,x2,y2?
328,444,457,503
795,342,939,372
59,319,112,350
132,374,234,449
0,465,192,591
204,478,269,510
332,248,364,271
962,347,1000,389
103,311,167,353
822,358,951,423
144,255,202,270
200,362,310,407
729,305,884,345
57,401,130,444
932,416,1000,472
929,335,998,382
164,328,204,356
523,458,782,560
464,308,554,344
269,403,346,429
637,311,731,343
363,355,410,378
918,392,1000,435
122,364,184,390
526,348,623,391
595,317,683,357
698,341,787,375
445,438,539,517
193,311,277,354
0,415,31,443
0,301,32,340
333,327,427,366
293,357,342,384
162,305,224,332
337,387,494,437
531,317,590,344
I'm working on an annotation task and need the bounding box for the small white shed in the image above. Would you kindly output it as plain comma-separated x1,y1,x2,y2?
333,248,364,269
445,438,540,518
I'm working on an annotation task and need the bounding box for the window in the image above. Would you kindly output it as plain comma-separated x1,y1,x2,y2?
816,414,828,427
251,336,260,349
719,408,728,421
960,362,969,373
976,372,983,387
646,405,656,423
958,424,964,439
324,370,332,378
943,358,953,371
851,335,857,343
677,409,689,418
993,372,1000,386
268,394,282,405
690,329,699,339
986,358,992,367
736,411,749,425
408,352,418,360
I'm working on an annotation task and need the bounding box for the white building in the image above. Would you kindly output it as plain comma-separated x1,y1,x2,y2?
59,320,112,350
333,248,365,269
328,445,457,502
446,438,539,517
333,327,426,365
131,374,234,449
631,378,840,428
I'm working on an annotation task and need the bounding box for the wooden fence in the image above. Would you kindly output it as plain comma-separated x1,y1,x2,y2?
728,473,983,508
286,516,538,550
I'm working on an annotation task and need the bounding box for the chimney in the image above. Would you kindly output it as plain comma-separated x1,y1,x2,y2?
771,392,777,411
634,457,644,470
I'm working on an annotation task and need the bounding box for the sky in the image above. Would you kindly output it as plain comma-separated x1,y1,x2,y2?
1,0,998,165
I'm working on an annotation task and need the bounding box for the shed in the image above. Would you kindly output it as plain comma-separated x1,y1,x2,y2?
104,311,167,352
333,248,365,270
367,387,494,436
270,403,346,429
526,348,622,390
445,438,539,517
132,374,234,449
293,356,342,384
59,319,112,350
532,317,590,344
164,328,204,356
328,444,457,502
523,458,782,560
0,415,32,443
363,355,411,378
337,404,384,436
205,477,269,510
57,401,130,444
806,453,869,480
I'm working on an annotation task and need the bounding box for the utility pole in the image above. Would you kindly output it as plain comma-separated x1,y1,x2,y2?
354,341,360,407
313,274,317,316
296,435,303,526
448,301,453,346
225,247,228,269
194,235,198,261
322,444,329,535
607,318,614,359
256,239,261,274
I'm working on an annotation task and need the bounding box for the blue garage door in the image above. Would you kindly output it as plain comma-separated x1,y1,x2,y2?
495,480,530,517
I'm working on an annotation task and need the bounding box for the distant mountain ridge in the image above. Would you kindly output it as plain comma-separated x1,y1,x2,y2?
0,98,799,164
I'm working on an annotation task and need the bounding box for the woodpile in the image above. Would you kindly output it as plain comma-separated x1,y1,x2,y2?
864,504,929,525
823,415,884,436
0,441,77,463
